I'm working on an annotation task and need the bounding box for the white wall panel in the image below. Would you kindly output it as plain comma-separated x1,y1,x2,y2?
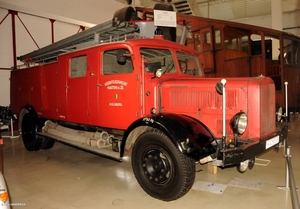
0,8,13,106
54,21,82,44
0,0,125,24
233,15,272,29
0,8,13,69
283,10,300,36
0,71,10,106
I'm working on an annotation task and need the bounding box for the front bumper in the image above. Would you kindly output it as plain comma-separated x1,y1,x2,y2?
219,117,288,167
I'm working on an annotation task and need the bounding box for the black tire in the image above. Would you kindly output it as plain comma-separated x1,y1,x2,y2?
22,113,42,151
248,158,255,170
131,129,195,201
40,137,55,149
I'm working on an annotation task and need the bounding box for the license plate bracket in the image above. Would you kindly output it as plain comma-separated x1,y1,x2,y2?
266,135,279,149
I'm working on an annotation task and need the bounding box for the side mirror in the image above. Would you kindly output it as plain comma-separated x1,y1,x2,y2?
216,79,227,95
117,49,127,63
215,82,223,94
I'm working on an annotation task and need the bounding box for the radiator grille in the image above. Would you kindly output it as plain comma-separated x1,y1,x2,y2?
169,89,238,110
260,83,275,137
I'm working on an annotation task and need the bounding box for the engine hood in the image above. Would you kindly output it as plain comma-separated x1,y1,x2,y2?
159,75,276,139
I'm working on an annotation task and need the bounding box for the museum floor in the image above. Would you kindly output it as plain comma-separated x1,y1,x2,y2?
2,119,300,209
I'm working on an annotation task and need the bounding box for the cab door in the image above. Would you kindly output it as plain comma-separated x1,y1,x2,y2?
97,47,140,130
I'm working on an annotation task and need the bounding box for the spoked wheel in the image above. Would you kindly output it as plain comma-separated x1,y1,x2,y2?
22,113,42,151
131,128,195,201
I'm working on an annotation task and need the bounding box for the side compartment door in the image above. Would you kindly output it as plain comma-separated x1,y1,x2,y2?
65,54,89,124
98,47,140,130
57,51,99,125
56,56,68,120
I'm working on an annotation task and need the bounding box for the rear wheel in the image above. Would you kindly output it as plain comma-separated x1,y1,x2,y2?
40,137,55,149
131,129,195,201
22,113,42,151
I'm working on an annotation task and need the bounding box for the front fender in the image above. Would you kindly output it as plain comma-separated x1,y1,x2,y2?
121,113,216,161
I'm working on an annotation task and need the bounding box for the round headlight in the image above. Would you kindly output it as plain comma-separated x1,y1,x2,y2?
231,112,247,135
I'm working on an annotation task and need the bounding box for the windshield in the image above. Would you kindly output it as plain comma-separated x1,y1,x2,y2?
176,51,202,76
140,48,202,76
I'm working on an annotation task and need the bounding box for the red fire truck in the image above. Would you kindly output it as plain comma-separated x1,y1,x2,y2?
10,15,287,201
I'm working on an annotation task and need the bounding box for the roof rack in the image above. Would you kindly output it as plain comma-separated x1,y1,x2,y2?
18,18,139,64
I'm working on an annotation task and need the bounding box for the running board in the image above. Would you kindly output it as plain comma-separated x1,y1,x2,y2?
37,132,121,162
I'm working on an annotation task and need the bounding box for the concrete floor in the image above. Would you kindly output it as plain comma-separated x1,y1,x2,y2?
2,120,300,209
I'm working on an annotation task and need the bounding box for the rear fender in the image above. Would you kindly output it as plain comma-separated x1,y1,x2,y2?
121,113,216,161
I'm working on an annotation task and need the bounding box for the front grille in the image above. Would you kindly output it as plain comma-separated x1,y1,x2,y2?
260,83,276,137
169,89,238,110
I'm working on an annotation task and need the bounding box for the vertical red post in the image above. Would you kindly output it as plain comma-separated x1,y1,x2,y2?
9,10,17,68
50,19,56,43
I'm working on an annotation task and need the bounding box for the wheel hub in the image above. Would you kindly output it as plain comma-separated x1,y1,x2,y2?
142,150,171,184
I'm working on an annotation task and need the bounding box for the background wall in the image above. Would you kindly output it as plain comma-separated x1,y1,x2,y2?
0,0,126,24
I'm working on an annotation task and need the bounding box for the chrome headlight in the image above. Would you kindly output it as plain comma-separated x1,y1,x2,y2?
231,112,247,135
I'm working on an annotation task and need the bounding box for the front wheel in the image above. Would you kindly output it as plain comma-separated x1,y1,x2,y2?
131,129,195,201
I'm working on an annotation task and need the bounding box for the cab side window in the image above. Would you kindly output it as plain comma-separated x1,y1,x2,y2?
102,49,133,75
